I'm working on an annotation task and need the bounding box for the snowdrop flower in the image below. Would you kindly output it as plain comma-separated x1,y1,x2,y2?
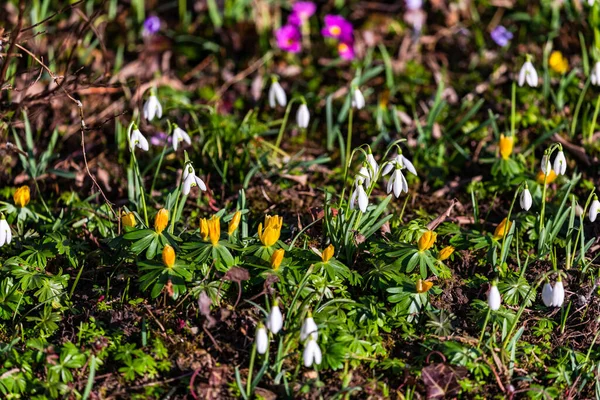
591,61,600,85
266,300,283,334
303,336,322,367
352,87,365,109
350,180,369,213
357,165,371,188
589,0,595,6
300,316,318,341
182,164,207,195
518,59,538,87
268,80,287,108
366,151,379,179
143,94,163,121
589,197,600,222
296,103,310,128
541,154,552,175
488,282,501,311
129,126,149,152
552,279,565,307
520,186,532,211
542,283,554,307
172,126,191,151
256,324,268,354
0,215,12,248
387,165,409,198
382,151,417,176
553,150,567,175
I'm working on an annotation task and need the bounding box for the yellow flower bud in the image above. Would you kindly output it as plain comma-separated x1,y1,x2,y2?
536,170,557,185
154,208,169,234
207,216,221,246
162,244,176,268
493,217,512,240
200,218,209,240
271,249,285,270
121,212,136,228
258,215,283,247
13,186,30,208
438,245,455,261
549,51,568,74
418,230,437,252
416,279,433,293
322,244,334,263
228,211,242,235
499,135,514,161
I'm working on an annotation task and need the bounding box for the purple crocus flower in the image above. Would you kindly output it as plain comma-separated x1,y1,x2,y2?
338,41,355,60
276,24,302,53
490,26,513,47
406,0,423,11
150,131,170,146
321,15,354,43
288,2,317,26
143,16,161,37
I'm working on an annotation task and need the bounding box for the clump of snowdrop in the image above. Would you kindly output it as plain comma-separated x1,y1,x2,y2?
172,125,191,151
268,79,287,108
0,214,12,248
553,149,567,176
591,61,600,86
143,93,163,121
256,324,268,354
542,279,565,307
520,185,532,211
351,87,365,109
518,57,538,87
301,315,321,367
182,163,207,196
589,196,600,222
350,170,369,213
266,300,283,334
488,281,501,311
296,102,310,128
382,150,417,177
129,125,149,152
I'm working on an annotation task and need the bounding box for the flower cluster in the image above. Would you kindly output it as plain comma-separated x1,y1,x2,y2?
322,15,355,60
275,2,316,54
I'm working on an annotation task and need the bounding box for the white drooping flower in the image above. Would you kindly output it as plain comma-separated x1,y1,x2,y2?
300,316,318,341
589,198,600,222
0,217,12,247
143,95,163,121
382,153,417,177
256,325,268,354
589,0,596,6
129,127,149,152
366,152,379,179
520,187,532,211
553,151,567,175
182,164,207,195
357,165,371,188
387,165,409,198
542,283,554,307
488,283,501,311
266,301,283,334
268,81,287,108
541,154,552,175
352,88,365,110
172,126,192,151
303,336,322,367
552,280,565,307
296,103,310,128
518,60,538,87
591,61,600,86
350,181,369,213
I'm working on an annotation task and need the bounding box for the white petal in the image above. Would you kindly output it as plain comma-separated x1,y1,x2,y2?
520,188,532,211
312,340,322,365
488,286,501,311
350,189,358,210
268,85,276,108
518,64,527,87
393,172,403,197
267,306,283,334
0,221,6,246
182,173,194,195
357,185,368,213
541,155,551,174
382,162,394,176
353,88,365,110
553,151,566,175
552,281,565,307
5,223,11,244
297,104,310,128
303,340,315,367
367,154,379,178
195,176,207,191
401,155,417,176
542,283,554,307
400,171,408,193
300,317,318,341
137,132,149,151
155,98,163,119
526,63,538,87
172,131,180,151
256,327,268,354
181,130,192,145
589,199,600,222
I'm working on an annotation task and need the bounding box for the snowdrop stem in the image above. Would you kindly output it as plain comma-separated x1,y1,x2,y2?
246,340,258,397
168,174,185,235
587,95,600,143
568,190,596,271
510,82,516,137
497,183,521,275
32,178,52,219
477,308,491,350
344,107,354,175
274,98,300,151
131,151,149,226
150,121,174,194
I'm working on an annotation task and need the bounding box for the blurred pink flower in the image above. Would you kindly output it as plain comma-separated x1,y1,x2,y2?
321,15,354,43
289,2,317,26
276,24,302,53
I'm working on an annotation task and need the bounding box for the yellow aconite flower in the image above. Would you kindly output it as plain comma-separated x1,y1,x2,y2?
416,279,433,293
14,186,30,208
438,246,455,261
162,245,176,268
499,135,514,160
322,244,335,263
154,208,169,234
228,211,242,235
271,249,285,270
549,51,568,74
258,215,283,247
493,218,512,240
418,230,437,252
207,216,221,246
536,170,557,185
122,212,136,228
200,218,209,240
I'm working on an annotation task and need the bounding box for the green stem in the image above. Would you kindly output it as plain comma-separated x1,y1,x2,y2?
345,107,354,174
477,308,491,350
131,151,149,226
33,179,52,219
246,342,257,396
274,98,298,150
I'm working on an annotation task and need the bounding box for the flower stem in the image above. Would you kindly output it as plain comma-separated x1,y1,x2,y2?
131,151,149,226
477,308,491,350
